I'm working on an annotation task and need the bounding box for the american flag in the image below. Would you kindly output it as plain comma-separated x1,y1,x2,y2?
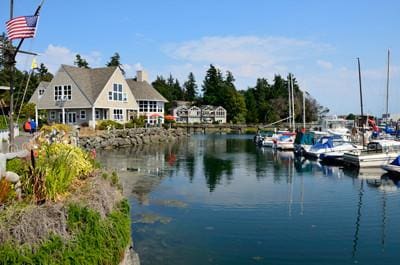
6,15,39,41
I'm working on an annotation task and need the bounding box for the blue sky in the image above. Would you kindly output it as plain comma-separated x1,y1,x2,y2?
1,0,400,116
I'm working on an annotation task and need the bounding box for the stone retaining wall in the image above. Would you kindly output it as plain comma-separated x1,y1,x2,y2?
79,128,189,150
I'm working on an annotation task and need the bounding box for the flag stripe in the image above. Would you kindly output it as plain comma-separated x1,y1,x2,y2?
6,15,38,40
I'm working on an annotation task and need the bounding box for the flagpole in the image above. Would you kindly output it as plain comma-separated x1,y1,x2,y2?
8,0,15,151
7,0,44,151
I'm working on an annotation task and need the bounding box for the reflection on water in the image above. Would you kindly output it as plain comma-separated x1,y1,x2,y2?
97,134,400,265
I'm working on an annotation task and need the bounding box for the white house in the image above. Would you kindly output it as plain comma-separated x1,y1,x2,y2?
126,70,168,125
30,65,139,128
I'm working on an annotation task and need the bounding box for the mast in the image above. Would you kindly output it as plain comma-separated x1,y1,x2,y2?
385,49,390,126
303,90,306,130
291,74,295,130
357,58,365,147
288,74,292,130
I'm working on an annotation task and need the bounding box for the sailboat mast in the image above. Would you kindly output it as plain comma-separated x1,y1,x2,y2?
288,74,292,130
303,90,306,130
385,49,390,125
291,75,295,130
357,58,365,147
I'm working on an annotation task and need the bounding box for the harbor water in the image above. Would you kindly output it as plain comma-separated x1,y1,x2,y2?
97,134,400,265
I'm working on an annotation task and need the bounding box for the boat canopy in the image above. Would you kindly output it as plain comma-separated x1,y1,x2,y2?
311,136,334,149
390,155,400,166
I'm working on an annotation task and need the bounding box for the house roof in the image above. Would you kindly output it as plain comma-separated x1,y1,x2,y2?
62,65,117,104
29,81,50,104
126,79,168,103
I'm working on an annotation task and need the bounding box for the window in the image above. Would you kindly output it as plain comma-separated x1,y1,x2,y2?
80,110,86,120
50,111,56,120
113,109,124,121
54,85,71,101
110,84,124,101
123,92,127,102
54,86,62,101
139,101,148,112
149,101,157,112
95,110,100,119
157,103,163,112
39,89,45,96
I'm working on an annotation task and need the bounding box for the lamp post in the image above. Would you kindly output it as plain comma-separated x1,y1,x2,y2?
56,97,67,124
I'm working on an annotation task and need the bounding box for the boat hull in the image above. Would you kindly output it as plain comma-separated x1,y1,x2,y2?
343,152,399,168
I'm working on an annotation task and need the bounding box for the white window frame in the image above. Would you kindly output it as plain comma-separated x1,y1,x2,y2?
113,108,124,121
50,111,56,120
95,110,100,119
80,110,86,120
109,84,124,102
54,85,72,101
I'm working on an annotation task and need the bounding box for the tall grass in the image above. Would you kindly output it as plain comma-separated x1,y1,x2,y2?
0,200,131,265
36,143,94,201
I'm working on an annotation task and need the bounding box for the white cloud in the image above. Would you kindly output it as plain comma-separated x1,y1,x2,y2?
161,35,400,115
163,36,333,80
19,44,103,73
316,60,333,70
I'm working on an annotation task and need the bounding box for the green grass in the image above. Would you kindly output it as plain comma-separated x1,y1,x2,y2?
0,199,131,265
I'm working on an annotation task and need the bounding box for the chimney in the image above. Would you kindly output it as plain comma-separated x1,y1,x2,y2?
136,70,148,82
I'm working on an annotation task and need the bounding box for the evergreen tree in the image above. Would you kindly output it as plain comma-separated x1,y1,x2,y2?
74,54,90,68
183,72,197,101
202,64,223,106
106,52,125,75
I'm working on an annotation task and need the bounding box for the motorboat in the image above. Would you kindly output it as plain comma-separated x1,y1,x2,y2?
382,155,400,175
343,140,400,168
294,131,329,156
305,135,360,159
274,132,296,150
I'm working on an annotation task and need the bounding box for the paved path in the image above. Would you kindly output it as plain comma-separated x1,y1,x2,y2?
0,132,34,153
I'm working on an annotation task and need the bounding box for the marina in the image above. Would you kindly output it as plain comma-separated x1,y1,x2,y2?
97,134,400,265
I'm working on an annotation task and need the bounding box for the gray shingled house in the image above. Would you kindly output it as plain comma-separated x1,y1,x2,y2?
29,65,139,128
126,70,168,125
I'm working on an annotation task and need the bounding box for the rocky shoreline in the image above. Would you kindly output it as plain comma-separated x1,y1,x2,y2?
79,128,189,150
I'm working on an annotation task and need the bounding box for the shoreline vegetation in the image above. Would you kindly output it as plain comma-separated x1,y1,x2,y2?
0,124,138,265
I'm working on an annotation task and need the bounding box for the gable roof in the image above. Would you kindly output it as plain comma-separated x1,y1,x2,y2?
29,81,50,104
61,65,117,104
126,79,168,103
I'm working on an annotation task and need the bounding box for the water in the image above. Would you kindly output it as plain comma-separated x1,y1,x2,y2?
97,134,400,265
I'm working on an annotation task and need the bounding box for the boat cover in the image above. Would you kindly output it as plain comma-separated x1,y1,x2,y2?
390,155,400,166
311,136,334,149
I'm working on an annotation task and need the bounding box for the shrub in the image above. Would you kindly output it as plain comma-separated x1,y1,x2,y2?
244,128,258,134
0,179,11,205
130,116,146,127
40,124,72,134
96,120,123,130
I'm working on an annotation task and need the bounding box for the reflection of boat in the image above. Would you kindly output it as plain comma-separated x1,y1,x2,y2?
381,155,400,175
366,174,400,192
343,167,385,180
343,140,400,168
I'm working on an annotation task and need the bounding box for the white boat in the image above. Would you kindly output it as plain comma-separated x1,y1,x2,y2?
343,140,400,168
261,130,289,148
305,135,360,159
381,155,400,175
274,133,296,150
